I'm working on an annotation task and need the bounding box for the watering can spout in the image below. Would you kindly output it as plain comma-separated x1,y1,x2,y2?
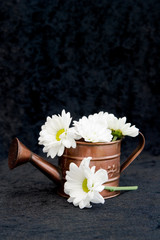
8,138,62,185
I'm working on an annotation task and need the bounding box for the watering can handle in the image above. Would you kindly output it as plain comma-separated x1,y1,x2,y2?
120,132,145,173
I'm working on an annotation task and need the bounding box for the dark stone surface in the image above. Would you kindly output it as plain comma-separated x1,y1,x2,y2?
0,152,160,240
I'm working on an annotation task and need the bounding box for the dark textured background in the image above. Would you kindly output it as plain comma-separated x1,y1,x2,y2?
0,0,160,157
0,0,160,239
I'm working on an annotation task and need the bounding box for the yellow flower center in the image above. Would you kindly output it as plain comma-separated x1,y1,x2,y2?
82,178,90,193
56,128,65,141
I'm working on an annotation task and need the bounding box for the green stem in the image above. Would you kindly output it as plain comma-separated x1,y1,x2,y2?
104,186,138,192
112,136,118,141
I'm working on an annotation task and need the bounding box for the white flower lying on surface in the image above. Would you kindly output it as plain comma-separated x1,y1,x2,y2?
38,110,78,158
64,157,108,209
73,113,112,143
106,115,139,141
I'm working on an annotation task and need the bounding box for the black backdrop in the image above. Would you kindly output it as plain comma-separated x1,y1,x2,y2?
1,1,160,240
0,0,160,158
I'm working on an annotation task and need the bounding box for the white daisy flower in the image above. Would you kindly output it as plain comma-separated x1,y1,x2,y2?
73,113,112,143
88,111,108,124
64,157,108,209
38,110,78,158
106,115,139,140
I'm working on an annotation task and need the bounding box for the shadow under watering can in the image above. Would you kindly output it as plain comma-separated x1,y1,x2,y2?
8,133,145,199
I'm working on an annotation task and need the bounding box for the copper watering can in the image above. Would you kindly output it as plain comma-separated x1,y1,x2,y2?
8,132,145,199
